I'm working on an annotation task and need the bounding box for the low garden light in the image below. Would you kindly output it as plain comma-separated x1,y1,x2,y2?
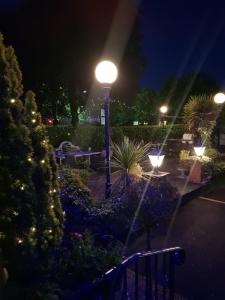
194,137,205,158
148,147,165,174
95,60,118,199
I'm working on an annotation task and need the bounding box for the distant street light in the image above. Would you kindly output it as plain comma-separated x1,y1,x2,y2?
95,60,118,199
214,92,225,148
214,93,225,104
159,105,168,126
160,105,168,114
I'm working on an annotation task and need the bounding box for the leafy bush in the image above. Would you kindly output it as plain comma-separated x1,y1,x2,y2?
57,232,122,292
59,167,93,230
120,179,179,228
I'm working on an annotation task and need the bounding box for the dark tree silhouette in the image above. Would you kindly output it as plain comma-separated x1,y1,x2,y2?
0,0,145,126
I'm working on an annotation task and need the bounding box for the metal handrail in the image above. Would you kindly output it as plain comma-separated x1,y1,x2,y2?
68,247,185,300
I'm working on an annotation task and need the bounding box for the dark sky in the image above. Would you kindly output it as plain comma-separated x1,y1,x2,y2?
140,0,225,89
1,0,225,90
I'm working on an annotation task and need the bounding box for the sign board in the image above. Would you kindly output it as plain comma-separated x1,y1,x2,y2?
101,109,105,125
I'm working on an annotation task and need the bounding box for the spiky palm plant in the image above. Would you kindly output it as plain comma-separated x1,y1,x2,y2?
183,94,217,148
183,94,216,134
111,136,151,187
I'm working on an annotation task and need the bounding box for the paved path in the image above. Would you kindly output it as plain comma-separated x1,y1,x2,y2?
128,187,225,300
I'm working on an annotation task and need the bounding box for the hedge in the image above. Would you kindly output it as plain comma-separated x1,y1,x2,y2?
46,124,184,150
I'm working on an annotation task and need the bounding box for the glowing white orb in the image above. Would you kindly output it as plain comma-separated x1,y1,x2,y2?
214,93,225,104
160,105,168,114
95,60,118,84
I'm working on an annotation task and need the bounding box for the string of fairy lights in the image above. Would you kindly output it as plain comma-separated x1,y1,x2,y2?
9,98,61,245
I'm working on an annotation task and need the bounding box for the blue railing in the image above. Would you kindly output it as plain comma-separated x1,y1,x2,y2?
68,247,185,300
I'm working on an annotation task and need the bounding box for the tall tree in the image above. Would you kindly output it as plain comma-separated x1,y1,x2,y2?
157,72,219,117
0,33,36,264
132,88,157,124
0,33,63,277
0,0,145,126
25,90,63,250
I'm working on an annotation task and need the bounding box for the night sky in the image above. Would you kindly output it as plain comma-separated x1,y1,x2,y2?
140,0,225,89
1,0,225,90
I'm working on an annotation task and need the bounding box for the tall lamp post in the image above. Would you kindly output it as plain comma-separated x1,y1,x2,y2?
95,60,118,199
214,93,225,148
159,105,168,126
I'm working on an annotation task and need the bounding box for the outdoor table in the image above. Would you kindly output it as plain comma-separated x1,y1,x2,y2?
55,149,101,167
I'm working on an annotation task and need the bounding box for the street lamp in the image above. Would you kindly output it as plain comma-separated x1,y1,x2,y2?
214,92,225,104
148,147,165,174
95,60,118,198
159,105,168,126
214,92,225,148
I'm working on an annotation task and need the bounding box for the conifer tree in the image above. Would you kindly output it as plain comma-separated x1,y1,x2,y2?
25,90,63,249
0,34,36,261
0,33,63,270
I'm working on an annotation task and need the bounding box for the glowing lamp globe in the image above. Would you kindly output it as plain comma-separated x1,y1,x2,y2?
160,105,168,114
214,93,225,104
148,148,165,173
95,61,118,84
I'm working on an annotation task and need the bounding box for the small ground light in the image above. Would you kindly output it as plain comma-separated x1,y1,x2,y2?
32,119,36,123
31,111,35,115
194,137,205,158
10,98,16,103
148,148,165,174
194,146,205,157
